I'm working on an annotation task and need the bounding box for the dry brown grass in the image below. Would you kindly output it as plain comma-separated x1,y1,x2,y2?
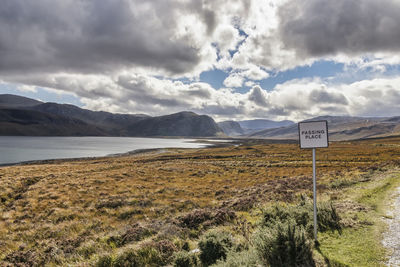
0,137,400,265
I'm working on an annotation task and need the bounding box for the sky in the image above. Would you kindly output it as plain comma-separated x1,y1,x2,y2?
1,0,400,122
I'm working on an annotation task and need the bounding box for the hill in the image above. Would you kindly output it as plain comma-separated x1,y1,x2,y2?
0,94,43,108
30,102,149,135
249,115,400,140
0,108,106,136
126,111,223,137
238,119,294,133
217,120,245,136
0,94,223,137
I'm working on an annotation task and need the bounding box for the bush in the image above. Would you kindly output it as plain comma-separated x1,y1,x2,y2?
3,248,46,266
107,223,154,247
260,201,341,237
254,220,315,267
113,247,162,267
96,255,113,267
198,229,233,266
151,239,178,265
213,249,260,267
173,251,199,267
316,202,342,232
179,209,213,229
178,208,236,229
96,247,163,267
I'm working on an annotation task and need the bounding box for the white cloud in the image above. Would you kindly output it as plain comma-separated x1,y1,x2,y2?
241,66,270,80
223,73,244,88
2,0,400,122
16,85,37,93
6,72,400,122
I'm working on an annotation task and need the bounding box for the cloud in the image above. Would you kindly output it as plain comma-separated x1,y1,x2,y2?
248,86,268,106
309,89,348,105
7,71,400,122
0,0,220,76
223,73,245,88
3,0,400,79
2,0,400,122
278,0,400,58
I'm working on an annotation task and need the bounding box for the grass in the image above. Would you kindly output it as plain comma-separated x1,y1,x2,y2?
317,171,400,266
0,136,400,265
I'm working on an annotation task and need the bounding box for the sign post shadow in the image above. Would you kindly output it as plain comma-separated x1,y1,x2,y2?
298,120,329,244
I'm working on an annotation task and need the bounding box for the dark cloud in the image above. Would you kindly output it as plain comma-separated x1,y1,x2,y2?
185,86,212,98
0,0,213,76
197,104,245,116
309,89,348,105
278,0,400,57
248,86,268,106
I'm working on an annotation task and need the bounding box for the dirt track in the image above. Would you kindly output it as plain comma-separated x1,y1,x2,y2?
383,186,400,267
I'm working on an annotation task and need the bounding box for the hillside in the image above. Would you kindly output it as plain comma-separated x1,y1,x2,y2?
0,94,43,108
0,94,223,137
249,115,400,141
217,120,244,136
0,109,106,136
30,102,149,135
238,119,294,133
126,111,223,137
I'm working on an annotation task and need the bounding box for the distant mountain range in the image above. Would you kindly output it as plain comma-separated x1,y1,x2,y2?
218,115,400,141
2,94,399,140
238,119,295,133
217,119,295,136
0,94,223,137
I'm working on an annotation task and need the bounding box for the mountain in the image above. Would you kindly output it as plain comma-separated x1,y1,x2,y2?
30,102,149,135
0,108,105,136
249,115,400,141
238,119,294,133
217,121,244,136
0,94,43,108
127,112,223,137
0,94,223,137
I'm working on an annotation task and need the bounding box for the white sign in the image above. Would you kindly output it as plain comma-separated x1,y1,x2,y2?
298,120,328,149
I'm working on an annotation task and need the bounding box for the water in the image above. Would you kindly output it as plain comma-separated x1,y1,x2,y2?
0,136,211,165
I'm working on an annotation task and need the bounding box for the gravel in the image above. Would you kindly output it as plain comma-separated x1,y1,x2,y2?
382,186,400,267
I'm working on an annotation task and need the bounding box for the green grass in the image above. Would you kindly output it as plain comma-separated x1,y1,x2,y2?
318,225,387,266
317,171,400,266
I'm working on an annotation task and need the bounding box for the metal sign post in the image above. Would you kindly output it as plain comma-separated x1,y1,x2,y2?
312,148,317,242
298,120,329,244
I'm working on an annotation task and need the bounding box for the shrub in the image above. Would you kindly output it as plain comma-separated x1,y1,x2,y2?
173,251,199,267
179,209,213,229
3,248,45,266
178,208,236,229
213,249,260,267
112,247,162,267
151,239,178,265
96,255,113,267
316,202,342,232
107,223,154,247
198,229,233,266
260,201,341,237
210,209,236,226
97,241,177,267
254,220,315,267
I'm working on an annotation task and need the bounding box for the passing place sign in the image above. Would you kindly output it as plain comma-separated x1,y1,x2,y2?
298,120,328,149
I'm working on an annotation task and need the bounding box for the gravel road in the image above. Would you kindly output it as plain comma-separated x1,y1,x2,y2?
383,186,400,267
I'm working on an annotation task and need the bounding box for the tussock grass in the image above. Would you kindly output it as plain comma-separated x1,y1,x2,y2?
0,137,399,265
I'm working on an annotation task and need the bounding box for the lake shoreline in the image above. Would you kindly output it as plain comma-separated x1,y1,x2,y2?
0,138,240,168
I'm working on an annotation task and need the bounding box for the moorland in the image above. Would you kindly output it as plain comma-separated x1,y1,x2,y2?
1,136,400,266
